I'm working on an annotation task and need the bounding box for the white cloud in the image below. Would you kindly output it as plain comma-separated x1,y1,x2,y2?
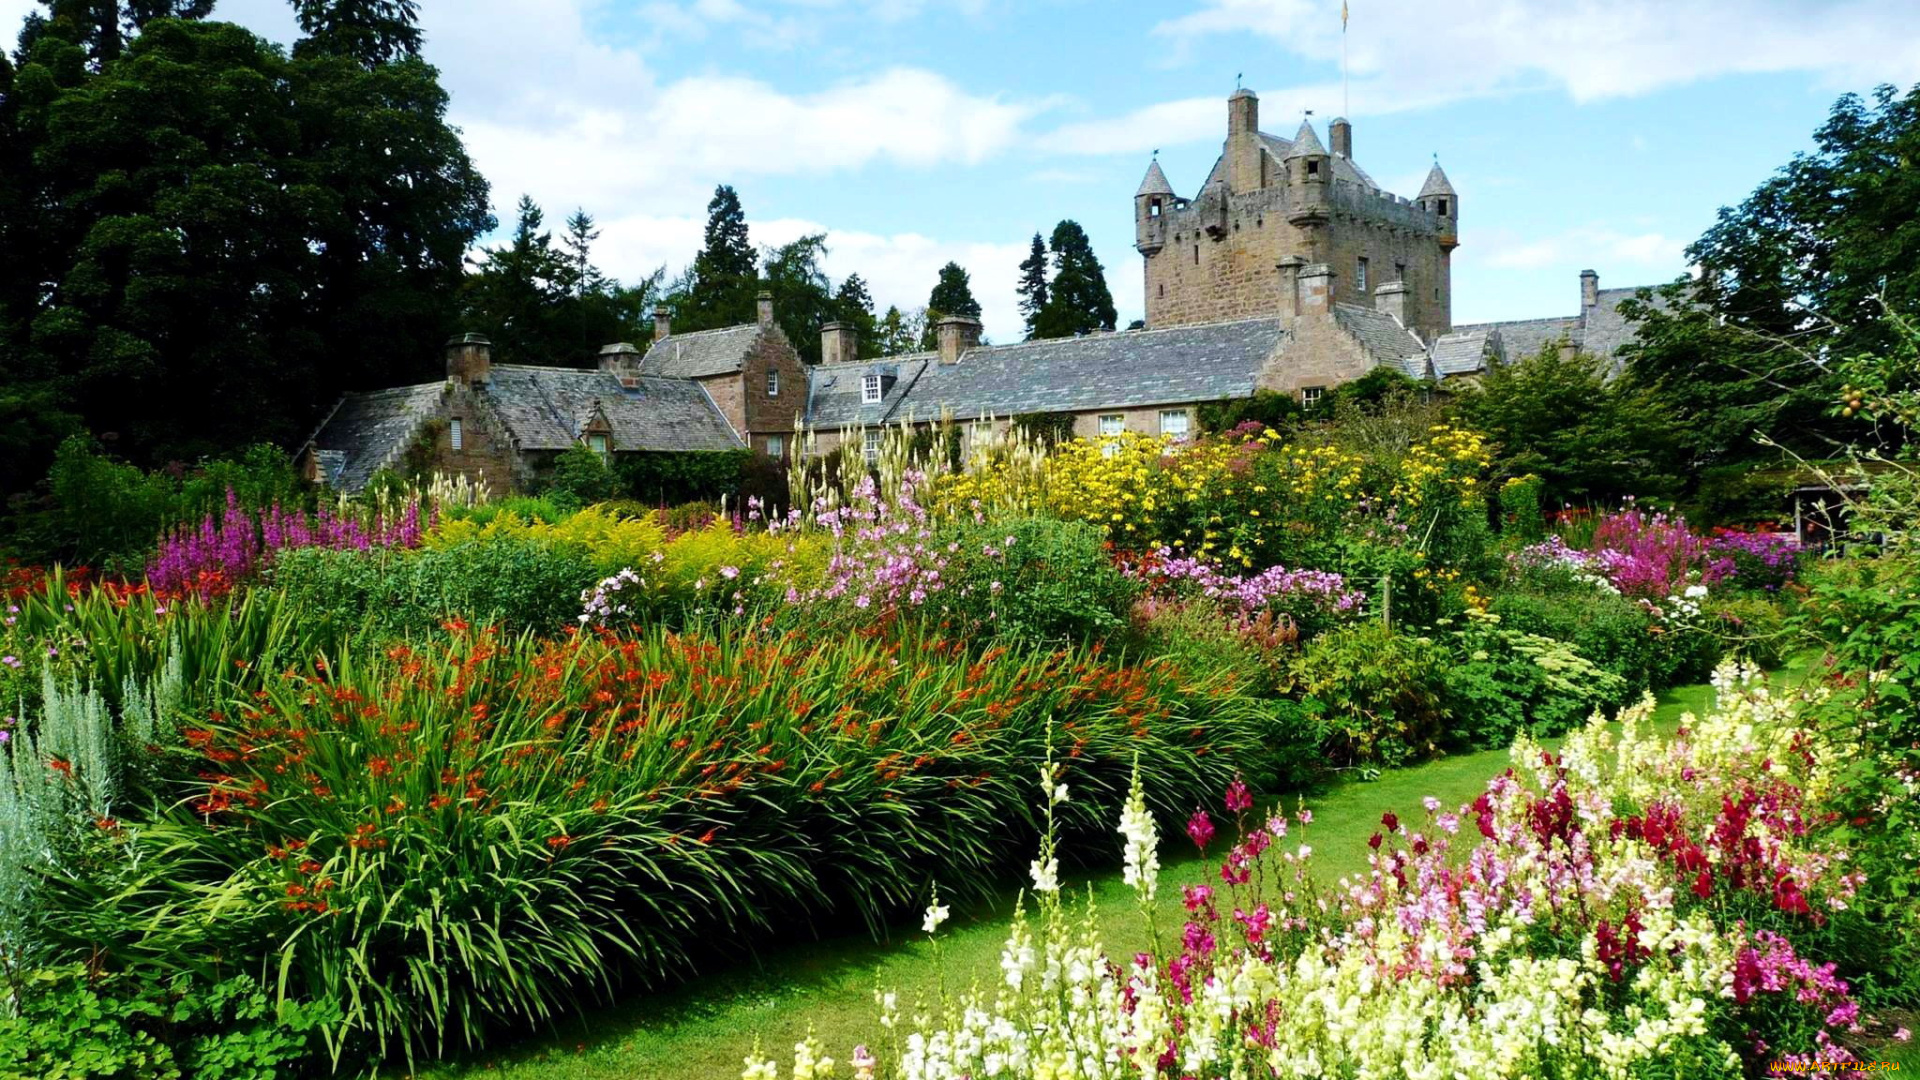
1157,0,1920,106
1474,224,1684,272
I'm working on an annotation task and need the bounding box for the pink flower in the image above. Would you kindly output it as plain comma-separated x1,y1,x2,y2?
1187,810,1215,851
1224,776,1252,814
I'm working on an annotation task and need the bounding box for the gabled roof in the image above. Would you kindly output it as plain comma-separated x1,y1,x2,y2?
1136,159,1175,198
485,365,743,452
1432,327,1501,378
1581,286,1668,371
303,382,444,492
1453,316,1582,362
807,359,933,428
1332,304,1432,379
641,323,763,379
889,318,1288,422
1418,162,1456,198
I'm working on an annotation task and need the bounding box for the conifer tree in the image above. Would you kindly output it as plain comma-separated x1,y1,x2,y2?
875,306,918,357
23,0,213,66
833,273,879,352
1016,232,1049,338
920,261,981,349
1032,220,1116,339
293,0,423,67
677,184,758,331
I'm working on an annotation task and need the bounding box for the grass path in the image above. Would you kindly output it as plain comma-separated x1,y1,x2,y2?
422,680,1727,1080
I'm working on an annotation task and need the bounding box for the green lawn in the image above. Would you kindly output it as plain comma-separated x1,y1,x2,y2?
416,676,1760,1080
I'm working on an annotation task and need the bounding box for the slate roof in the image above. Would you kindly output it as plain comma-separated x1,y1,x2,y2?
1581,286,1666,371
1283,119,1327,158
1136,159,1174,197
303,382,443,492
1333,304,1432,379
1456,283,1665,374
1432,327,1500,378
485,365,742,452
1455,316,1582,362
1418,162,1456,198
640,324,762,379
869,319,1289,423
807,358,932,428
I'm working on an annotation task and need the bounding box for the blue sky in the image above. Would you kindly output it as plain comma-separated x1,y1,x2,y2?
6,0,1919,342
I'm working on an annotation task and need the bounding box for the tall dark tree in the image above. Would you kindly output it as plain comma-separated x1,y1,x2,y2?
920,261,981,349
460,195,567,362
674,184,758,332
0,16,490,480
22,0,213,67
760,233,835,365
833,273,879,354
875,305,917,357
1015,231,1049,337
1031,220,1116,339
293,0,423,67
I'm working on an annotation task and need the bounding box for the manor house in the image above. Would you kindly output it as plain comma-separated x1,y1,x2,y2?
301,88,1657,492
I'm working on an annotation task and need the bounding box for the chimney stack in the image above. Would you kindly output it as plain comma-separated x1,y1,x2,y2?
935,316,982,365
1329,117,1352,159
1277,256,1305,320
820,321,858,366
1374,280,1409,325
756,290,775,327
445,332,492,389
1579,269,1599,311
652,305,672,343
1297,264,1336,317
598,342,643,388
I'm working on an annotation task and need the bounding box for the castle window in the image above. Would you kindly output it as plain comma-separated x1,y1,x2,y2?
1437,198,1448,215
1157,283,1164,298
767,369,779,397
863,429,882,463
1395,261,1406,282
1193,245,1199,265
1158,409,1190,440
1306,160,1320,177
765,434,785,459
1356,257,1370,293
861,374,883,404
1301,386,1325,407
588,433,609,455
1148,199,1161,218
449,418,463,451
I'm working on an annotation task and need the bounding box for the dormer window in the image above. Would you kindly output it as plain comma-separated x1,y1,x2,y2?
588,433,609,455
767,369,779,397
861,374,882,404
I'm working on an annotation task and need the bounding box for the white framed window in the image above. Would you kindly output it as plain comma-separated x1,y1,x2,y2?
1158,409,1190,440
588,433,609,454
765,434,785,458
1301,386,1325,407
449,418,463,450
862,429,882,462
861,374,883,404
1098,414,1125,437
1356,256,1370,293
767,369,780,397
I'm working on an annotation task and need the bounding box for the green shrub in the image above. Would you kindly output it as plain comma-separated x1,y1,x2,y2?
1285,623,1450,768
617,450,752,507
543,445,620,509
1439,615,1627,749
1488,585,1668,690
270,538,600,640
0,965,333,1080
934,517,1138,645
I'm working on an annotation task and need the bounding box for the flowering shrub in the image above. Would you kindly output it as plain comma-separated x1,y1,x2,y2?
849,664,1899,1079
148,490,424,596
1125,547,1364,634
1588,506,1734,600
429,503,666,573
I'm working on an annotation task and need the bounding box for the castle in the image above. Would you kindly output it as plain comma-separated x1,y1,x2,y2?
302,88,1657,492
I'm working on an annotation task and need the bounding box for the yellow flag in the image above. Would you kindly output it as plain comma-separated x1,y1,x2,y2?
1342,0,1349,29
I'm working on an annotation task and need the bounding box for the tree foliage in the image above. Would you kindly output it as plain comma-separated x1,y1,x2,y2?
1016,232,1048,338
1031,219,1116,339
833,273,879,356
292,0,422,68
760,232,835,365
920,261,981,349
671,184,758,333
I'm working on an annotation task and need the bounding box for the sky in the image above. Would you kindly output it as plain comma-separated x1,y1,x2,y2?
5,1,1920,343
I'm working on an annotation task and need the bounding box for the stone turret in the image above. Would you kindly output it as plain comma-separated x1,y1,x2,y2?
1285,119,1330,256
1417,161,1458,251
1134,158,1173,255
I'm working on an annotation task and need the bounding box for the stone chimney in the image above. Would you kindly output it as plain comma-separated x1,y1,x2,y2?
1329,116,1352,159
652,305,672,343
756,290,775,327
1297,264,1336,317
1226,88,1263,192
820,321,858,366
1579,269,1599,311
445,332,491,389
935,315,982,364
1277,256,1305,320
598,342,643,388
1374,280,1409,325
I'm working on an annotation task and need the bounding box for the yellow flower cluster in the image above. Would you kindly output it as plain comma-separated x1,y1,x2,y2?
428,505,666,571
1270,442,1366,505
1038,432,1256,558
1391,424,1491,511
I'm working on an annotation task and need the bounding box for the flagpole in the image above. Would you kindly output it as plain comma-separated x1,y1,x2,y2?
1342,0,1349,119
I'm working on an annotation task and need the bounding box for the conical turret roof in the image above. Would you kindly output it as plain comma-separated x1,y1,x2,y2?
1136,159,1174,198
1283,119,1326,158
1418,161,1456,198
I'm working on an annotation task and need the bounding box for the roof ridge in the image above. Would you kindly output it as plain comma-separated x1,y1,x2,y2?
968,316,1286,354
656,322,756,341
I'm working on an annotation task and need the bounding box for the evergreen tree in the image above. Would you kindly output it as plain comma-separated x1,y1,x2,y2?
833,273,879,353
676,184,758,332
875,305,918,357
1032,220,1116,339
760,233,835,365
292,0,423,67
459,195,567,363
920,261,981,349
24,0,213,67
559,209,604,298
1015,232,1049,337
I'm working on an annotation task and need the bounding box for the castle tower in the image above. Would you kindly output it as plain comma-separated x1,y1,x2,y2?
1135,158,1172,256
1284,119,1330,261
1417,161,1458,333
1225,88,1265,192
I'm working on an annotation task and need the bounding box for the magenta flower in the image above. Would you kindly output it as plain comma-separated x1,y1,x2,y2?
1224,776,1252,814
1186,809,1215,851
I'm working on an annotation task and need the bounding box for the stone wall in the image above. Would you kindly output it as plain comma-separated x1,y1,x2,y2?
1255,312,1375,395
429,383,524,495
